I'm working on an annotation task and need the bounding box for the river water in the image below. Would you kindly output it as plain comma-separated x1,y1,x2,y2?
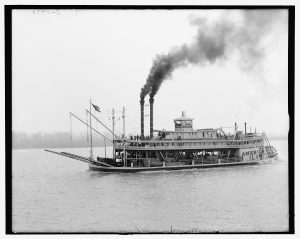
12,140,289,233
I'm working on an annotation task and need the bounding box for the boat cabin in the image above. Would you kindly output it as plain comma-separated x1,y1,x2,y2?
174,111,193,132
156,111,219,140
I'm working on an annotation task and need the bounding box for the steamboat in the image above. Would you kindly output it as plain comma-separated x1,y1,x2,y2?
45,97,278,173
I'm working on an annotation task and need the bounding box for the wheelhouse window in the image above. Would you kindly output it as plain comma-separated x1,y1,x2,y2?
175,121,182,127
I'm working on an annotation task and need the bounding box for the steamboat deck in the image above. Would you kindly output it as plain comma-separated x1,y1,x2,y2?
45,102,278,173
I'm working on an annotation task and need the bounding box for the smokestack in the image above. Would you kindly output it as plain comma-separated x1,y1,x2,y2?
244,122,247,134
234,122,237,132
140,99,145,138
149,96,154,138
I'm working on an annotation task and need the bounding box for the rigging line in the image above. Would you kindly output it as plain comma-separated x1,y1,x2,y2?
107,109,111,121
114,128,123,137
86,110,89,141
113,109,137,136
95,109,111,125
69,112,113,143
70,113,72,141
86,109,118,138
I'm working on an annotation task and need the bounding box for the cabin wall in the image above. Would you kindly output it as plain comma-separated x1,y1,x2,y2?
165,130,218,140
174,119,193,132
239,147,262,161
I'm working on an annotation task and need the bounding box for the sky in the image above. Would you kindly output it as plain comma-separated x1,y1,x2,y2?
12,9,289,138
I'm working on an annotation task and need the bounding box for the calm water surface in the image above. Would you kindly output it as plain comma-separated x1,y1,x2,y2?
12,140,289,232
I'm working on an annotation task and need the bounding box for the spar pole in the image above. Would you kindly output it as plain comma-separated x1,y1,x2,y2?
89,98,93,160
122,106,126,166
112,108,115,160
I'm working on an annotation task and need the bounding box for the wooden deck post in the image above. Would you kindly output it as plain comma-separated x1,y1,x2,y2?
112,108,115,160
123,107,126,166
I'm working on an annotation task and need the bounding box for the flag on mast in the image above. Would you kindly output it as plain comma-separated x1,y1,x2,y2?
92,103,101,112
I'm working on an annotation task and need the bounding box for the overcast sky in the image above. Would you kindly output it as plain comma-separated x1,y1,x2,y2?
12,9,288,138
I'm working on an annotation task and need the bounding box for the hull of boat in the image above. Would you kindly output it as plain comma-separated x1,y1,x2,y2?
89,160,265,173
44,149,278,173
89,154,278,173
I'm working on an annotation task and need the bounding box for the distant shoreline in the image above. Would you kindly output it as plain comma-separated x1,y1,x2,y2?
12,131,113,150
12,145,113,150
268,136,289,141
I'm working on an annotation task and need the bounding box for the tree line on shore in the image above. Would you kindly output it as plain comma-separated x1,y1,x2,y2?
12,131,112,149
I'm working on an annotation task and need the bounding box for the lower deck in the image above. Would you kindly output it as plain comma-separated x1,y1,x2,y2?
113,146,265,168
89,155,278,173
44,146,278,173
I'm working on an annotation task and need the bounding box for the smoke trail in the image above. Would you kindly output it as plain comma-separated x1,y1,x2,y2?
140,10,285,100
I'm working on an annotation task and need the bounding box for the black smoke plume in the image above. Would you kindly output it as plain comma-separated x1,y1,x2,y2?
140,10,285,100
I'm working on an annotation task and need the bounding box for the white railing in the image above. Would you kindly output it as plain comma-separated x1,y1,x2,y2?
114,137,264,151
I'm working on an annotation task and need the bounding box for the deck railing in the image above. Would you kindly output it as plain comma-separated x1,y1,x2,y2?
114,136,265,151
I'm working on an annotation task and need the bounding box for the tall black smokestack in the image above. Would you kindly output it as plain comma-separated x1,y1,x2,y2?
140,99,145,138
244,122,247,134
149,96,154,138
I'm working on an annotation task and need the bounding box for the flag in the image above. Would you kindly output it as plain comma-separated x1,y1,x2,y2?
92,103,101,112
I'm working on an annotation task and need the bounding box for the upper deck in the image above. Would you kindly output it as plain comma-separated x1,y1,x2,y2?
116,111,265,152
115,135,265,151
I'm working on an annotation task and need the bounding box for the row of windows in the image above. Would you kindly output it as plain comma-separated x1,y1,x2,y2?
124,140,263,148
169,131,217,136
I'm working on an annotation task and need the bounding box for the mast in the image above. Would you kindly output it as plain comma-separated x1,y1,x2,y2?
112,108,115,159
89,98,93,160
122,106,126,166
69,112,112,142
86,109,118,138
